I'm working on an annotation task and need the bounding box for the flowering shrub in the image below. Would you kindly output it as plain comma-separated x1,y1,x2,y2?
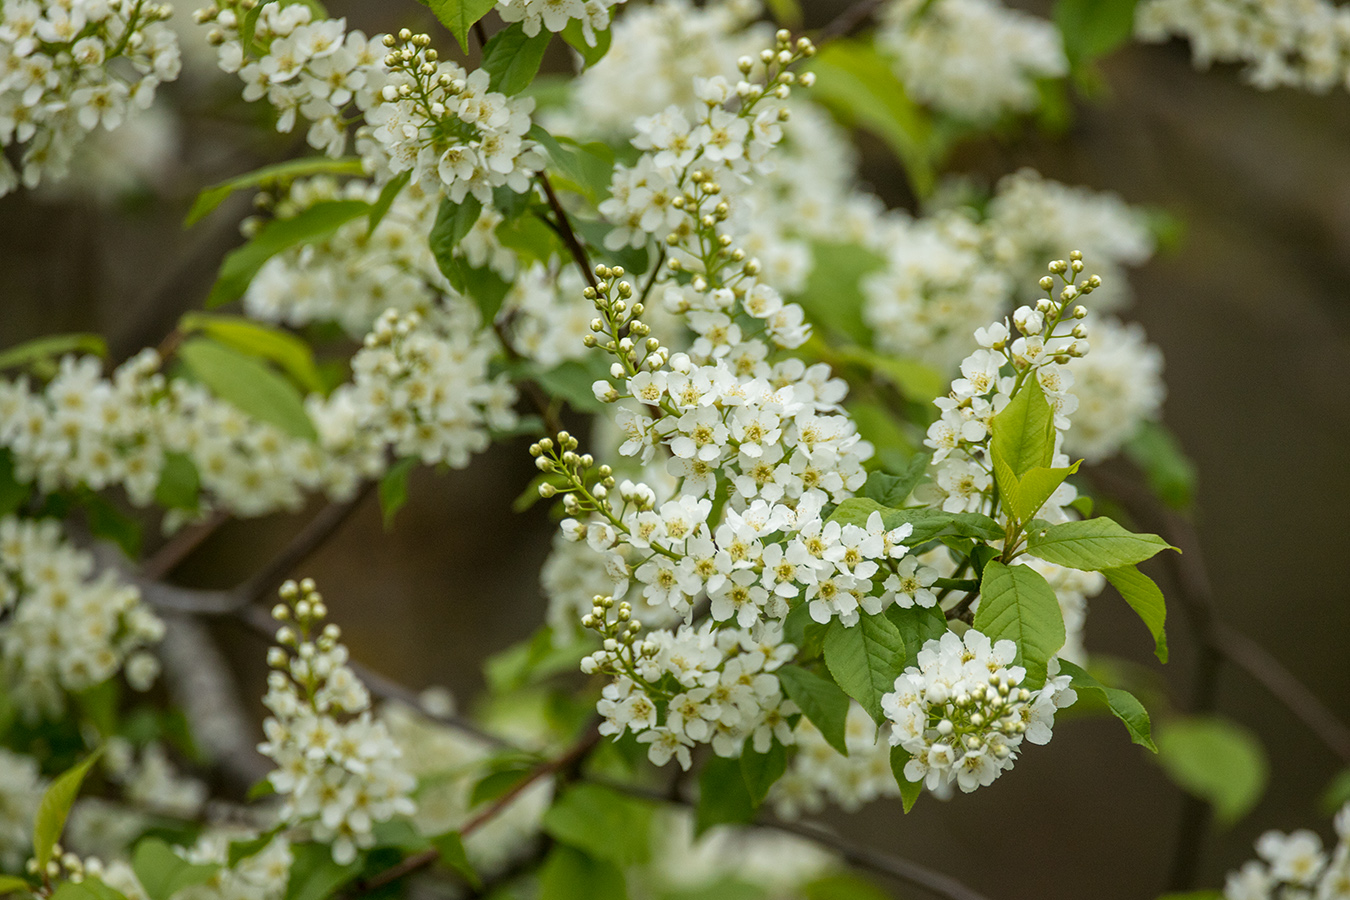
0,1,1346,900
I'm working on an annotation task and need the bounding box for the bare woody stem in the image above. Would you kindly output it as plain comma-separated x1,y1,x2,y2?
536,172,599,290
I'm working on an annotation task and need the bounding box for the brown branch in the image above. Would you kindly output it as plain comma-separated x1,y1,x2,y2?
140,510,230,581
814,0,886,45
537,173,599,290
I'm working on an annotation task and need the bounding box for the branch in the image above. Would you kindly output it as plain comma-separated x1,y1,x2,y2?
141,511,229,581
815,0,886,45
536,173,599,290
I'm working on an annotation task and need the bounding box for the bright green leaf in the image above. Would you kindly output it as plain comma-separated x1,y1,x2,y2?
1156,716,1267,825
695,756,756,835
528,126,614,204
378,458,416,530
1005,461,1080,524
283,842,362,900
179,313,323,394
50,880,127,900
367,171,411,233
185,157,365,227
560,18,611,68
803,873,891,900
1056,659,1155,751
207,200,370,308
822,613,906,726
740,740,788,805
888,746,923,813
34,749,103,871
1054,0,1140,69
792,243,885,345
861,453,931,507
0,334,107,371
973,561,1065,689
154,452,201,511
417,0,497,53
1026,517,1174,571
991,377,1055,485
177,338,318,441
1102,565,1168,663
775,666,850,757
430,831,481,889
132,838,221,900
482,24,552,94
538,845,626,900
0,877,32,897
542,784,653,866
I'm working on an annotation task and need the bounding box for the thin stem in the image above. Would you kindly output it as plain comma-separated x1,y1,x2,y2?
537,173,598,290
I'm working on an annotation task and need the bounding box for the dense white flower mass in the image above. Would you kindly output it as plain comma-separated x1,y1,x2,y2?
1223,804,1350,900
881,630,1076,793
876,0,1067,122
497,0,625,46
258,579,416,865
0,516,163,719
1064,315,1165,462
0,0,182,195
1136,0,1350,93
770,703,898,817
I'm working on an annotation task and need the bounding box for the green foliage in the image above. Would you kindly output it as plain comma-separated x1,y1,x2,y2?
696,755,756,834
1125,421,1198,510
429,193,484,294
207,199,370,308
50,880,128,900
283,842,363,900
802,873,891,900
484,626,592,693
560,19,612,68
1156,716,1268,825
0,334,107,372
1056,659,1155,751
429,831,480,889
154,452,201,511
185,157,365,226
990,379,1056,521
530,358,612,414
482,24,552,95
34,749,103,871
860,453,931,507
538,845,626,900
740,739,788,805
1001,461,1080,525
528,126,614,204
78,490,143,558
827,498,1002,544
0,450,29,517
1025,517,1173,570
378,458,416,529
883,604,946,671
417,0,497,52
1321,768,1350,815
888,746,923,813
177,338,318,441
1102,565,1168,662
1054,0,1141,70
179,313,323,394
542,784,653,866
368,171,411,233
793,243,885,345
973,561,1065,689
806,40,936,197
833,345,945,402
775,665,850,756
822,613,906,726
132,838,222,900
0,876,32,896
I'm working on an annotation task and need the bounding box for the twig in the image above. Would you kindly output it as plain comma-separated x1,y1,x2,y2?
814,0,886,45
638,246,667,306
140,510,230,580
537,173,599,289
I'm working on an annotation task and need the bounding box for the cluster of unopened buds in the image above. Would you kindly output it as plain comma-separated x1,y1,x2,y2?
581,265,669,389
579,594,653,676
530,432,619,519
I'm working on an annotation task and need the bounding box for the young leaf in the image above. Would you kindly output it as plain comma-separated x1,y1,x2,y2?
740,739,788,805
537,845,626,900
179,313,323,394
887,746,923,813
1005,461,1080,524
0,334,107,371
132,838,221,900
775,666,850,757
542,784,653,866
1054,0,1140,69
527,126,615,203
822,613,906,726
482,24,552,94
378,458,416,529
1156,716,1267,825
1056,659,1155,751
860,452,931,507
50,881,127,900
560,18,612,68
972,561,1065,689
1102,565,1168,662
417,0,497,53
207,200,370,308
429,831,481,889
695,756,756,835
0,876,32,896
185,156,365,226
34,749,103,871
1025,517,1174,571
177,338,319,441
991,377,1055,481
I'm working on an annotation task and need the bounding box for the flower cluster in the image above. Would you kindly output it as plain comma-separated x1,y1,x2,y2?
875,0,1067,123
258,579,416,865
580,594,798,768
1223,804,1350,900
497,0,624,48
0,515,163,719
881,630,1076,793
0,0,182,195
770,703,899,818
1061,316,1165,462
175,833,293,900
1136,0,1350,93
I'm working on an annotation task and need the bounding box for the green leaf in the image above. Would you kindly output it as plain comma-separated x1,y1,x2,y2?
542,784,653,866
132,838,222,900
179,313,323,394
0,877,32,897
739,740,788,805
429,831,480,889
884,604,946,671
973,562,1065,689
861,453,931,508
826,499,1002,543
1004,461,1080,524
775,666,850,757
1320,768,1350,815
1125,420,1197,511
367,171,411,233
991,377,1055,488
78,491,142,558
495,209,561,267
50,881,127,900
177,338,318,441
528,126,614,204
1025,517,1174,571
1156,716,1267,825
761,0,802,28
1102,565,1168,663
283,842,362,900
34,749,103,871
538,845,626,900
793,243,886,345
833,344,945,402
695,755,756,835
154,452,201,511
1056,659,1155,751
226,830,282,867
482,24,551,94
822,613,906,726
888,746,922,813
0,450,29,517
532,359,610,414
0,334,107,371
207,199,370,307
429,194,484,285
417,0,497,53
803,873,891,900
378,458,416,530
806,41,936,197
560,17,612,68
185,157,365,227
468,762,533,806
1054,0,1140,69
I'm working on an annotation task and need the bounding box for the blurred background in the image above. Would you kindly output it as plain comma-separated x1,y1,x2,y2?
3,1,1349,896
